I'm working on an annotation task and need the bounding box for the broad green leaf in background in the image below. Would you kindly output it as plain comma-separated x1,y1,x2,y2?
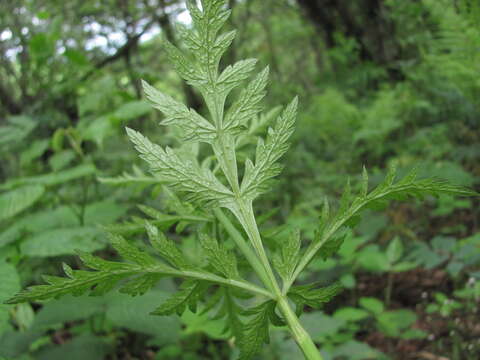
105,290,181,343
0,185,45,222
0,262,20,333
377,310,417,337
20,227,105,257
359,297,385,315
34,335,113,360
0,164,96,190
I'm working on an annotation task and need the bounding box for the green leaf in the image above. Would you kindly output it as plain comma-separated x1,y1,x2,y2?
377,310,417,337
0,116,36,148
5,234,172,303
238,301,272,360
151,280,207,316
184,0,231,77
163,40,205,87
301,312,346,341
126,127,234,208
142,80,216,143
316,231,347,261
361,166,369,197
208,288,244,340
357,246,390,272
0,164,96,191
217,59,257,94
290,165,477,287
273,229,301,282
108,233,156,267
241,97,298,200
20,227,105,257
98,165,159,186
106,290,180,339
288,282,343,311
386,237,404,264
113,100,151,123
359,297,385,315
0,262,20,332
332,340,382,360
145,222,188,269
224,66,269,134
0,185,45,222
333,307,369,322
35,335,113,360
199,234,239,278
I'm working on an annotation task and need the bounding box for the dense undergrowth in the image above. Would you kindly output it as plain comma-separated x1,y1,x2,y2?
0,0,479,359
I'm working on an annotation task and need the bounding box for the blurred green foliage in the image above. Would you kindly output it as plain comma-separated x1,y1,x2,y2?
0,0,478,359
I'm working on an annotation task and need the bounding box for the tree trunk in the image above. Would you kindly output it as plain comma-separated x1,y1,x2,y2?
296,0,405,80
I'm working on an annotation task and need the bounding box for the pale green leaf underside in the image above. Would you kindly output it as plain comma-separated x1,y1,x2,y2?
126,127,234,208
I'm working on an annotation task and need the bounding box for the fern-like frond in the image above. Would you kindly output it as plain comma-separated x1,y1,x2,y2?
142,80,216,143
284,165,478,292
241,97,298,201
126,127,234,208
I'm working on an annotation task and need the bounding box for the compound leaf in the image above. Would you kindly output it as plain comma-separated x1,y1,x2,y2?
151,280,207,316
145,222,189,269
241,97,298,200
224,66,269,134
142,80,216,143
273,228,301,282
200,234,239,279
288,282,343,312
126,127,234,208
238,301,273,360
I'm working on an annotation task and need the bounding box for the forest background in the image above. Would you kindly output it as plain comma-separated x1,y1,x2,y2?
0,0,479,359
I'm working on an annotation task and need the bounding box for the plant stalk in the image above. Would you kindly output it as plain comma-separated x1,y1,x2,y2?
212,97,323,359
235,201,323,360
277,297,324,360
214,208,273,290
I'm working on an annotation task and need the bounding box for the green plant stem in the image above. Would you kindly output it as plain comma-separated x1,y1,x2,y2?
214,208,272,290
277,297,324,360
211,90,322,360
236,200,281,293
235,201,323,360
385,271,394,307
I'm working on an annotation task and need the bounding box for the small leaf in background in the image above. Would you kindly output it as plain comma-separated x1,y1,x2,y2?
63,48,90,67
333,307,370,322
357,245,390,272
331,340,383,360
14,303,35,331
359,297,385,315
386,237,404,264
181,308,228,340
377,310,417,337
301,312,346,341
20,139,49,167
340,273,356,289
48,150,76,171
0,116,36,149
